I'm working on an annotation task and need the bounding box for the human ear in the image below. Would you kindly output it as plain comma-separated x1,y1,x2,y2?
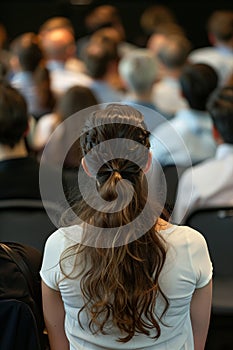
81,157,93,177
144,151,152,174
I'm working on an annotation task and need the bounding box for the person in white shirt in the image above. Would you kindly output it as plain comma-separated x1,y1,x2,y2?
40,104,212,350
40,27,92,97
189,10,233,86
150,63,218,167
148,30,191,118
173,86,233,224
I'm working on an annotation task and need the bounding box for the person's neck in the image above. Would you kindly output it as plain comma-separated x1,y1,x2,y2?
159,65,182,80
0,140,28,161
129,90,152,102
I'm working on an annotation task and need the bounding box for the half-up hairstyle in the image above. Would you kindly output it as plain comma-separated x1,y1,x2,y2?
60,104,169,342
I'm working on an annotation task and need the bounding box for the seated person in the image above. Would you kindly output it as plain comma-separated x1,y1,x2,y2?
40,26,92,98
173,85,233,224
148,31,191,118
0,81,64,209
82,35,124,103
189,10,233,86
9,32,55,120
118,48,164,131
150,63,218,167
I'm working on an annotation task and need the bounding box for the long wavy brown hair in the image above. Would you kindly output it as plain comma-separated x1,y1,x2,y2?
60,104,169,342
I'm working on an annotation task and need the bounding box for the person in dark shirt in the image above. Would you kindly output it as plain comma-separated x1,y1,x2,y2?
0,81,64,208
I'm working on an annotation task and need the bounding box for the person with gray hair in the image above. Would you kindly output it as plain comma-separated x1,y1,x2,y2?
119,48,162,131
148,32,191,118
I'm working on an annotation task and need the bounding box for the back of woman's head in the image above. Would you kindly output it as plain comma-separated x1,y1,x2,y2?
56,85,98,120
79,104,151,222
61,104,168,343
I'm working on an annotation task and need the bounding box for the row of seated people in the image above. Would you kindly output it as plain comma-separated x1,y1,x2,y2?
0,7,232,168
0,83,232,349
0,5,233,350
1,98,232,349
0,7,232,111
0,5,232,262
0,74,233,241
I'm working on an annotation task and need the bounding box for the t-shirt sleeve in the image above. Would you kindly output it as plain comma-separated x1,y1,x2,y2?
188,227,213,289
40,229,64,291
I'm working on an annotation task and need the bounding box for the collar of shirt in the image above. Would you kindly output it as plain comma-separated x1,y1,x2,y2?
175,109,212,132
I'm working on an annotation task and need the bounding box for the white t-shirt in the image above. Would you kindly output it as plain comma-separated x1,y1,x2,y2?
40,224,212,350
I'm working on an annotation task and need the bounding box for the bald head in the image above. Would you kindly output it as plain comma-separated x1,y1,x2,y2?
41,28,76,62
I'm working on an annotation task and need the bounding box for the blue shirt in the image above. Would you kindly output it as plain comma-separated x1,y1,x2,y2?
90,81,124,104
151,108,216,166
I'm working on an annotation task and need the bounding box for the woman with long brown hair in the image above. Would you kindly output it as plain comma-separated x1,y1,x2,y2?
40,104,212,349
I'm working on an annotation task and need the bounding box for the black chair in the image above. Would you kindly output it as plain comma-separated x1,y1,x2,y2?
184,207,233,315
0,199,61,252
162,164,188,215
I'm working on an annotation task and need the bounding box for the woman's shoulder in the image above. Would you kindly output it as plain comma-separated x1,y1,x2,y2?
45,225,83,248
159,221,207,247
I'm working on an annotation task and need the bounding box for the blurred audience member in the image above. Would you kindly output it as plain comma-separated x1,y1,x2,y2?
76,5,135,58
39,16,75,37
174,86,233,223
9,32,55,120
39,16,87,75
82,35,124,103
0,22,11,74
139,4,177,47
148,31,191,118
151,63,218,166
0,22,8,50
35,85,98,169
40,26,91,97
88,27,125,91
189,10,233,85
118,48,162,131
0,81,61,204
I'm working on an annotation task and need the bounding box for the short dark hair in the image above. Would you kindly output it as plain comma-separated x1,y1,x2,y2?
0,82,28,148
179,63,218,111
207,86,233,144
11,33,43,72
83,37,118,79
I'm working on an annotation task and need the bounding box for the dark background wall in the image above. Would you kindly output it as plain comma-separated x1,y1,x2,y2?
0,0,233,49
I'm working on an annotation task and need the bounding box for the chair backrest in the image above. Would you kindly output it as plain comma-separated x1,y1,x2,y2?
0,199,61,252
162,164,188,214
185,207,233,278
185,207,233,314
